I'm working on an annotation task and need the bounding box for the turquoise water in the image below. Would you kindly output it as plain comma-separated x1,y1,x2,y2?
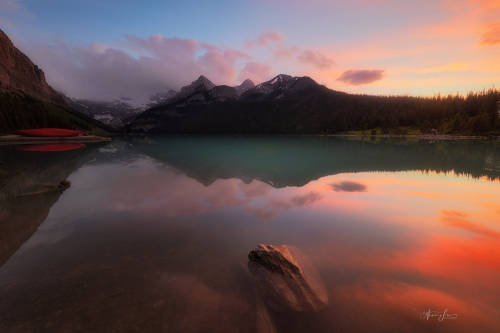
0,136,499,332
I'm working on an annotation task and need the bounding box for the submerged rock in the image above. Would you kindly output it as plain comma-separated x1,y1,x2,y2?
248,244,328,312
58,180,71,191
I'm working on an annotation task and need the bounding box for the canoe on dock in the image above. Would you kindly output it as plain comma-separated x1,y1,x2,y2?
14,128,83,137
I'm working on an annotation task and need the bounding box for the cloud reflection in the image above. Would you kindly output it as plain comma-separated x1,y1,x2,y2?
330,181,367,192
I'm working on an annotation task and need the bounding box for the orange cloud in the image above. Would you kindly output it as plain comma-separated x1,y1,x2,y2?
441,210,468,218
480,22,500,45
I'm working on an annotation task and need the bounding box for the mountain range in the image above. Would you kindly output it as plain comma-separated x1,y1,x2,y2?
0,28,498,135
72,77,257,129
128,73,498,135
128,74,328,133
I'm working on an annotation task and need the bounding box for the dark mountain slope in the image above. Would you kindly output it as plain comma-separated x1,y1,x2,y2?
0,29,109,134
0,29,62,104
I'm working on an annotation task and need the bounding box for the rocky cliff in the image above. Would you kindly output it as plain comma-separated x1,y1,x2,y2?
0,29,110,134
0,29,63,104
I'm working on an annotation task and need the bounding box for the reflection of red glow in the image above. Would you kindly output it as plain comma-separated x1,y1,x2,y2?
17,143,86,152
317,233,500,330
441,216,500,239
442,210,468,218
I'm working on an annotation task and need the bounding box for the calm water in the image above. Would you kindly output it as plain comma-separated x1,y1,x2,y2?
0,136,499,333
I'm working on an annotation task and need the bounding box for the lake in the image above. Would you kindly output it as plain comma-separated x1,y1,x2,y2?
0,136,499,332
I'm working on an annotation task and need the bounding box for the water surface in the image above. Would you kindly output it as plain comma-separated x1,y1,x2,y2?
0,136,499,332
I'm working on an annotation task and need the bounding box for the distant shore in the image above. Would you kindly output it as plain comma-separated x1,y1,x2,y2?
331,134,498,140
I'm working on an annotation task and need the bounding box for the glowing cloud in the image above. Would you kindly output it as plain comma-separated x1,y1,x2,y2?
21,34,262,103
237,61,273,83
480,23,500,45
246,31,284,48
297,50,335,69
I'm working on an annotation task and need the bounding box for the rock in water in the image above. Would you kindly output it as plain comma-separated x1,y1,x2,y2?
248,244,328,312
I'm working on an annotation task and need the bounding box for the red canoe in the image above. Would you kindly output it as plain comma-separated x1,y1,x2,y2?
17,143,86,152
15,128,83,137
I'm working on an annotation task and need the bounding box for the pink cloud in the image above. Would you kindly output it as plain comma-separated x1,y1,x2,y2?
337,69,384,85
274,45,300,59
125,34,200,59
237,61,273,83
246,31,284,48
224,49,252,63
0,0,22,10
20,34,258,103
297,50,335,69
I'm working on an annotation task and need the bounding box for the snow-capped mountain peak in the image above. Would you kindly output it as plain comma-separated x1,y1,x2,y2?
240,74,320,99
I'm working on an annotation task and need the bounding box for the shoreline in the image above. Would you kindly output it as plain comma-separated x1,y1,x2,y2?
329,134,496,140
2,133,497,143
0,134,112,145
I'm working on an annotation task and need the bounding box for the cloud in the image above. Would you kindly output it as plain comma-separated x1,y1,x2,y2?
249,191,322,219
0,0,21,10
0,0,30,28
246,31,284,48
274,45,300,59
480,23,500,45
337,69,384,85
20,34,257,104
237,61,273,83
441,210,468,218
422,62,469,73
297,50,335,69
330,181,367,192
290,192,322,206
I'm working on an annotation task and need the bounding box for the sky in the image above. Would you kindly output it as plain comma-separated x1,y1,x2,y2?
0,0,499,103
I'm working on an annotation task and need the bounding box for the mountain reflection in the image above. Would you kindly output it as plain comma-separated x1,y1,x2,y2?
0,145,99,267
330,181,367,192
130,136,499,186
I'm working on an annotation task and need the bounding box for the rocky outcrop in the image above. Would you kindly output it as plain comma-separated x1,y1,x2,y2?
248,244,328,312
0,29,63,104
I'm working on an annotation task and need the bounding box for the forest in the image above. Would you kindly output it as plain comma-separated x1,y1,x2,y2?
0,91,110,135
132,87,499,136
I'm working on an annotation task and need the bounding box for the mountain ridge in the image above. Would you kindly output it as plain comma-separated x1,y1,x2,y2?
0,29,110,134
127,73,498,135
0,29,63,105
